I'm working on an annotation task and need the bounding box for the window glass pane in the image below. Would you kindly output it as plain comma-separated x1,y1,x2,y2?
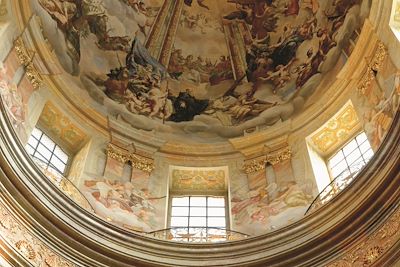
331,160,348,178
189,217,206,227
329,151,344,168
36,144,52,161
343,140,358,156
172,197,189,207
208,197,225,207
356,132,368,144
54,146,69,163
190,197,206,206
171,217,188,227
27,136,39,149
171,207,189,216
40,135,56,151
349,157,365,174
208,217,226,227
208,208,225,217
50,157,66,173
359,140,372,154
33,153,47,163
335,169,351,181
363,149,374,162
31,128,42,139
25,145,35,156
190,207,206,216
346,149,362,165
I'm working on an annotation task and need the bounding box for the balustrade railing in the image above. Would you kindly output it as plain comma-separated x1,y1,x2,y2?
305,161,367,215
146,227,249,243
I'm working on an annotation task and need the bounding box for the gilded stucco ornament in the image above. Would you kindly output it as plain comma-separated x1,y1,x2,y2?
242,156,267,174
266,148,292,166
357,41,387,95
326,206,400,267
242,147,292,174
0,203,76,266
106,143,155,173
14,37,43,90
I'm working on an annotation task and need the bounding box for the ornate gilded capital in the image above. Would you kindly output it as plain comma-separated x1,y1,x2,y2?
14,37,43,90
242,156,267,174
266,148,292,165
106,143,155,173
357,41,387,95
371,42,387,72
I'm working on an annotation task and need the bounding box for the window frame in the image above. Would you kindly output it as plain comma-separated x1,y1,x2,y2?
326,131,374,182
167,194,230,231
25,127,71,176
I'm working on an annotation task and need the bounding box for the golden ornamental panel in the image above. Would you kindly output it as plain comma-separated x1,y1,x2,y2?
311,104,359,153
171,169,226,191
39,102,87,152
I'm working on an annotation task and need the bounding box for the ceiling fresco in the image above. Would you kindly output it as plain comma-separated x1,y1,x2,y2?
32,0,371,139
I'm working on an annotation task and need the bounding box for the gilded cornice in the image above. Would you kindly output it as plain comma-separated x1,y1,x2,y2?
14,37,43,90
106,143,155,173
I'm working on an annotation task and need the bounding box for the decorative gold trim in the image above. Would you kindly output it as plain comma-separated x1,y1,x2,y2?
106,143,155,173
266,148,292,166
326,206,400,267
242,156,267,174
243,147,292,173
0,203,76,266
357,42,387,95
14,37,43,90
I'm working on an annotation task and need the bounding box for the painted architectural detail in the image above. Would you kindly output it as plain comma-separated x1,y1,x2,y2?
0,202,76,267
38,102,87,152
311,103,360,154
171,168,226,191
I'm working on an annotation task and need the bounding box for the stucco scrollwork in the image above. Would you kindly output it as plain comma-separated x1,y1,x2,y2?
106,143,155,173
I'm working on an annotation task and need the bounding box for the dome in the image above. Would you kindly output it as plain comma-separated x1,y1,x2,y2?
0,0,399,266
